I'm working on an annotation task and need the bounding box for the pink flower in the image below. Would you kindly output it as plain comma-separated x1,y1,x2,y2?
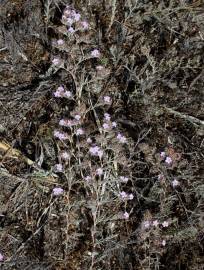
123,212,129,219
55,164,63,172
68,27,75,33
81,21,89,29
52,58,60,65
119,176,129,183
103,96,112,104
117,133,127,143
165,156,172,165
153,220,159,227
76,128,84,136
96,168,103,176
91,49,100,58
0,252,4,262
61,152,70,160
162,221,169,228
57,39,64,45
53,187,64,196
172,179,179,187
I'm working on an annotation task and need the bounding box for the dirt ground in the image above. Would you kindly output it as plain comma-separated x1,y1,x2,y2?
0,0,204,269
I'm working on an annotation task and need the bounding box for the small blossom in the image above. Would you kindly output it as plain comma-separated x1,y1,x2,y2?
97,150,103,158
87,137,92,144
68,27,75,33
91,49,100,58
0,252,4,262
117,133,127,143
104,113,111,121
67,17,74,25
74,114,81,121
64,9,71,16
84,175,92,182
162,240,166,247
165,156,172,165
81,21,89,29
102,123,110,130
73,12,81,22
55,163,63,172
153,220,159,227
112,121,117,128
61,152,70,160
57,39,64,45
76,128,84,136
162,221,169,228
96,168,103,176
59,119,67,126
53,187,64,196
103,96,112,104
160,151,166,158
129,193,134,200
120,191,128,199
52,58,60,65
96,65,103,71
120,176,129,183
172,179,179,187
123,212,129,219
64,91,72,98
143,221,151,229
54,130,68,140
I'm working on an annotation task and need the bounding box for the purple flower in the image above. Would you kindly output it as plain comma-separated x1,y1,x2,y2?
53,187,64,196
64,91,72,98
165,156,172,165
61,152,70,160
67,17,74,25
73,12,81,22
104,113,111,121
68,27,75,33
91,49,100,58
172,179,179,187
143,221,151,229
162,221,169,227
0,252,4,262
103,96,111,104
96,168,103,176
123,212,129,219
89,145,103,157
112,121,117,128
74,114,81,121
52,58,60,65
120,191,128,199
81,21,89,29
153,220,159,227
76,128,84,136
87,137,92,144
119,176,129,183
160,151,166,158
57,39,64,45
54,130,68,140
117,133,127,143
84,175,92,182
102,123,110,130
55,164,63,172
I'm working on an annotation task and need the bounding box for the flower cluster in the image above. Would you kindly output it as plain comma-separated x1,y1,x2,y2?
54,86,72,98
